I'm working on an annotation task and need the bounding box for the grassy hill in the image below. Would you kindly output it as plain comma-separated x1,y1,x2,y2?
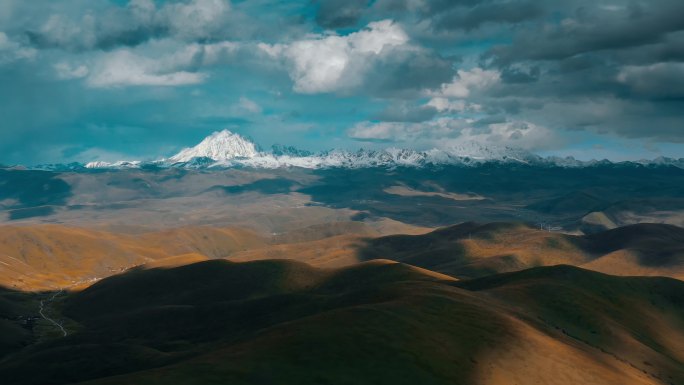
2,221,683,293
0,225,268,290
0,260,682,385
0,288,36,357
456,265,684,384
359,222,684,279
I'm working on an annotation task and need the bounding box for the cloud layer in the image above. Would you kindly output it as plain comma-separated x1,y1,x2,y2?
0,0,682,164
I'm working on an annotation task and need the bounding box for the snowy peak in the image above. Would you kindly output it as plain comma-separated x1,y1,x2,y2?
271,144,313,157
56,129,684,171
169,130,258,163
85,160,142,169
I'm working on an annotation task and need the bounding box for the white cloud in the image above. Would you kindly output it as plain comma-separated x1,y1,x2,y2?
86,47,206,88
260,20,409,93
236,97,262,114
52,39,240,87
0,32,37,64
348,121,432,141
425,97,482,113
76,40,239,88
162,0,231,40
431,67,501,98
465,121,556,150
419,67,499,121
348,117,471,143
201,41,240,64
128,0,156,25
54,62,89,79
38,13,98,50
257,42,282,58
348,117,557,151
32,0,232,50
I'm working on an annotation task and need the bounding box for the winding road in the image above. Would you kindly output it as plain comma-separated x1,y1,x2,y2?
39,290,67,337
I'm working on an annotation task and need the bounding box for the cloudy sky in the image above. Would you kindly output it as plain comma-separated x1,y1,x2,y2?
0,0,682,164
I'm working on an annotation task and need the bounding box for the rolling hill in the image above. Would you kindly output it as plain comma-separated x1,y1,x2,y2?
0,260,681,385
455,265,684,384
0,225,268,290
1,221,683,292
359,222,684,280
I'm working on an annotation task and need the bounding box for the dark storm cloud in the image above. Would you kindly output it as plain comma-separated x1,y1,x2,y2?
472,115,506,127
16,0,310,53
433,1,544,31
363,48,454,97
485,1,684,64
26,25,165,52
500,66,540,84
610,31,684,65
452,0,684,141
315,0,368,29
21,0,232,52
617,63,684,100
372,0,482,15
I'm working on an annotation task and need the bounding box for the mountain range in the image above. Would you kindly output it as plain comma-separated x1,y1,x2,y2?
20,130,684,171
1,130,683,384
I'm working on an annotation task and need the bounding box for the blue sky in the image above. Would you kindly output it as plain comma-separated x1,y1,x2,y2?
0,0,682,164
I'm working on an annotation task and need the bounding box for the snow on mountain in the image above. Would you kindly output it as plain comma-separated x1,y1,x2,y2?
639,156,684,169
85,160,142,169
168,130,258,163
36,129,683,171
271,144,313,157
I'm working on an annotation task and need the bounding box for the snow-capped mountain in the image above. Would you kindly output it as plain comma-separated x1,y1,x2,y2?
85,160,142,169
168,130,259,163
271,144,313,157
59,129,684,171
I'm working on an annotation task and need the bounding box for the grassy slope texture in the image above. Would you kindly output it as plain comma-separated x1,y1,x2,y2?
359,222,684,280
0,259,682,385
3,222,683,293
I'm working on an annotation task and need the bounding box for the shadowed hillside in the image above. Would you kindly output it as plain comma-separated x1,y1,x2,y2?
0,170,72,220
0,221,427,291
0,261,681,385
525,191,609,215
455,265,684,384
359,222,684,279
3,165,683,232
2,221,683,292
0,288,36,357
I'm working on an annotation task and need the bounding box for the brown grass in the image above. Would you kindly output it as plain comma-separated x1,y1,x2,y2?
0,225,267,291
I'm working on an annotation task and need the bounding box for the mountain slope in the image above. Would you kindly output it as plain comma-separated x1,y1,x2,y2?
0,261,681,385
359,222,684,279
168,130,259,163
2,221,683,292
0,225,268,290
456,265,684,384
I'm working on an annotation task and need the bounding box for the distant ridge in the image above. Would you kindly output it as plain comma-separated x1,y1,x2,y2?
20,129,683,171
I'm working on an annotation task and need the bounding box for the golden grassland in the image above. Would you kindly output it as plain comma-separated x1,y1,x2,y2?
1,221,682,292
